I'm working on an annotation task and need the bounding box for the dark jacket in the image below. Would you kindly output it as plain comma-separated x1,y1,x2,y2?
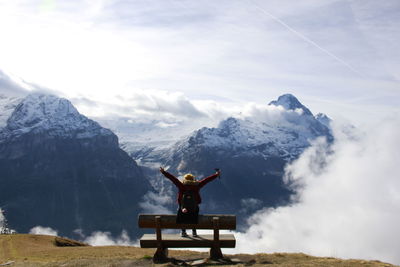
160,170,219,205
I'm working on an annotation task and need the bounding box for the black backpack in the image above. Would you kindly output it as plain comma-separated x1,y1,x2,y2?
181,190,197,213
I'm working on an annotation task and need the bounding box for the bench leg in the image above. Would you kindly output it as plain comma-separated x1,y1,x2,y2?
209,246,223,260
153,247,169,263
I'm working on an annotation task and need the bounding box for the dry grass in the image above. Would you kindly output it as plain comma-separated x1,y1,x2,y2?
0,234,397,267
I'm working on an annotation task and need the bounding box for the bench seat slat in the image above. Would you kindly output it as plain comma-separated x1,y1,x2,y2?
140,234,236,248
138,214,236,230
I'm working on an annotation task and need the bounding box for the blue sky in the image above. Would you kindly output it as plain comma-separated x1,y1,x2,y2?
0,0,399,124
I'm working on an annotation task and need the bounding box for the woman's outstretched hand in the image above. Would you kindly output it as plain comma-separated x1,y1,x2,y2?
215,169,221,176
160,167,165,173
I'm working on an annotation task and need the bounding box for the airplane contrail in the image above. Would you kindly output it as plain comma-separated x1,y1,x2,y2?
248,0,364,77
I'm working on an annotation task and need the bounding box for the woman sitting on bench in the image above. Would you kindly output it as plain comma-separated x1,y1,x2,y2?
159,167,221,237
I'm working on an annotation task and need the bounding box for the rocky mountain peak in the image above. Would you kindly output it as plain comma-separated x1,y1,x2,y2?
4,93,113,139
8,94,78,128
315,113,332,127
269,94,313,116
217,117,240,130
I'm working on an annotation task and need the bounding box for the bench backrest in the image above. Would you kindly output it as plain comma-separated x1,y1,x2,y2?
138,214,236,230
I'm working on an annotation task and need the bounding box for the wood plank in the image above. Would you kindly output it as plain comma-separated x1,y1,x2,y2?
155,216,162,248
140,234,236,248
138,214,236,230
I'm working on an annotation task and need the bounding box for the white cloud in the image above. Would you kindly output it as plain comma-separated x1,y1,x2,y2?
0,208,4,229
83,230,137,246
76,91,238,145
73,89,207,120
0,1,399,125
139,191,174,214
0,209,16,234
0,69,30,96
29,226,58,236
240,198,263,214
235,117,400,265
239,102,298,123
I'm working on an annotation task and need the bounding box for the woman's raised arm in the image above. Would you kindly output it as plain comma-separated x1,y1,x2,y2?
198,170,221,188
160,167,182,188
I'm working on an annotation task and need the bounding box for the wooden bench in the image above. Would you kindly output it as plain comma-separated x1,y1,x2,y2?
138,214,236,262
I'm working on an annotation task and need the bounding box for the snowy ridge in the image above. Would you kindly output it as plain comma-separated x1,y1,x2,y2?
197,118,308,153
0,94,113,140
0,94,22,129
153,94,332,164
172,117,328,160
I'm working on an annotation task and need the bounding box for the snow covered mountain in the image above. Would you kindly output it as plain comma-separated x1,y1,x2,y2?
0,93,150,238
1,94,113,140
136,94,332,166
132,94,332,220
0,79,334,233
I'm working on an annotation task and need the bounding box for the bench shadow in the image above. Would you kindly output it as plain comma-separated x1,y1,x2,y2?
162,257,253,266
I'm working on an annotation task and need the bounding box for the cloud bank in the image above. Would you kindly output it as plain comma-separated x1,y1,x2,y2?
73,89,207,120
235,117,400,265
139,191,174,214
83,230,137,246
29,226,58,236
0,69,30,96
27,225,137,246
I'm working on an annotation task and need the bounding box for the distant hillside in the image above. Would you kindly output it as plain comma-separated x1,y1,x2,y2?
0,234,395,267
